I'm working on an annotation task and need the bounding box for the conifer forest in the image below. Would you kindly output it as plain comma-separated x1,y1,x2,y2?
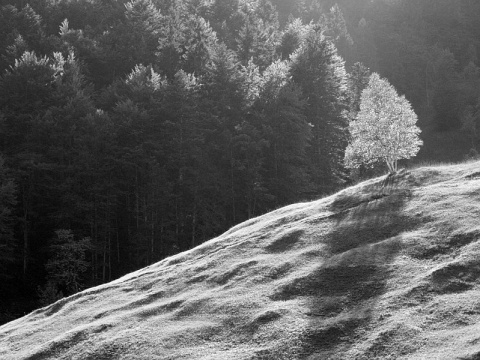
1,0,480,323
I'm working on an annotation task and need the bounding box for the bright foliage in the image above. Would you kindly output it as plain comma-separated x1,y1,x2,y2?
345,73,422,172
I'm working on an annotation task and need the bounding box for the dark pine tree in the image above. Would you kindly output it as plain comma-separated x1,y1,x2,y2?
290,26,349,194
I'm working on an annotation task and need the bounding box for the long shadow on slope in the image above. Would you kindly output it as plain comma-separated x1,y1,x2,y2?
280,177,418,359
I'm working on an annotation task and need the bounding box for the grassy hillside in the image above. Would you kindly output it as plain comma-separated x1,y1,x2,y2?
1,161,480,359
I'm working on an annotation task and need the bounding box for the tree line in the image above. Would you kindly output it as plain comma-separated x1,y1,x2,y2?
0,0,360,321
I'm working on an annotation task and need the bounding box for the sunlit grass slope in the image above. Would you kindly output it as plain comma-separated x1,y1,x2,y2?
2,161,480,359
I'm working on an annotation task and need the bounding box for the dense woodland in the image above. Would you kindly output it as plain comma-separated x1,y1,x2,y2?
1,0,480,323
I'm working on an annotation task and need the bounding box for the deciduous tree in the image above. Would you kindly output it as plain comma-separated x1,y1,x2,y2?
345,73,422,173
45,229,91,294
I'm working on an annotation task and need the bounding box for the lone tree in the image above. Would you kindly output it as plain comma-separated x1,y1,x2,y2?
344,73,422,173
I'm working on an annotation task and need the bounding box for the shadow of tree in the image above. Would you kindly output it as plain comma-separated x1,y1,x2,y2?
295,178,420,359
328,188,413,254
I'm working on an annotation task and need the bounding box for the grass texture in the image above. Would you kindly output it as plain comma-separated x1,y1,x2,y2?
1,161,480,359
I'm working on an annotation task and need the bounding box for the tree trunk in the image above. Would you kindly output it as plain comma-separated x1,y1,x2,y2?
230,147,236,224
151,208,155,262
93,197,98,284
22,218,28,277
116,222,120,263
102,235,106,283
108,228,111,282
386,159,394,173
22,187,29,278
191,200,196,248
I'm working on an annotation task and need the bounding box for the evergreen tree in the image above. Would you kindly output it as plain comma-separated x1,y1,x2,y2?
277,17,309,60
430,48,462,131
0,51,58,278
156,69,201,254
319,4,352,46
181,14,218,76
0,49,97,293
290,27,349,193
461,104,480,154
254,59,310,205
347,62,370,119
156,1,188,78
0,154,16,280
200,44,248,225
95,0,163,86
44,229,91,295
205,0,240,48
124,0,163,65
235,0,279,69
0,4,45,72
57,18,100,88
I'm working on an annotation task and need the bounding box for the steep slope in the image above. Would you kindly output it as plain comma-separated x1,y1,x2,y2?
1,161,480,360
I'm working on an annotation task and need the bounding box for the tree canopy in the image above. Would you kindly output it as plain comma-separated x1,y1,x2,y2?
345,73,422,172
